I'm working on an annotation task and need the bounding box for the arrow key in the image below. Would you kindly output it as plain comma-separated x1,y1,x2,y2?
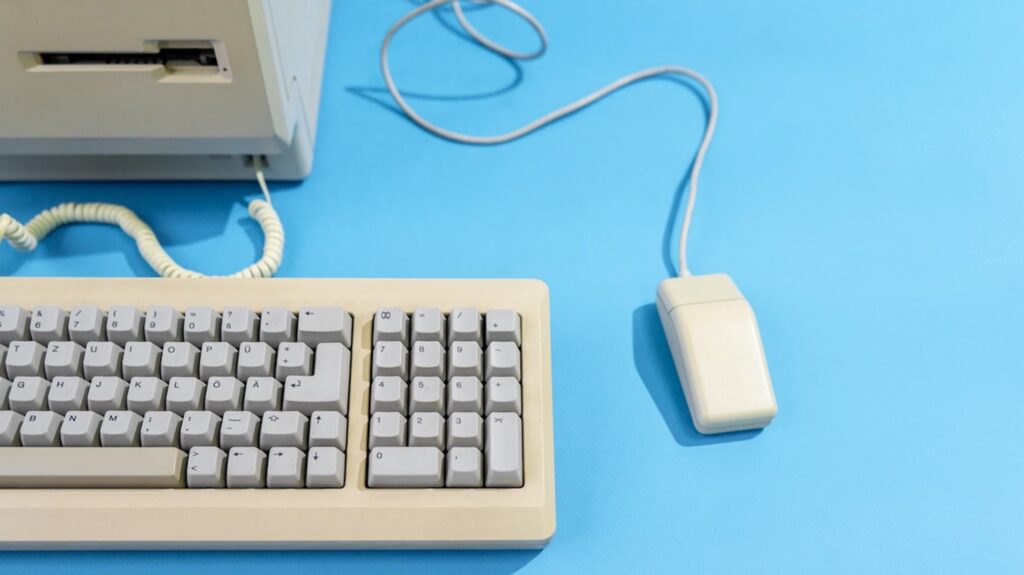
226,446,267,488
306,446,345,488
309,410,346,451
267,446,305,488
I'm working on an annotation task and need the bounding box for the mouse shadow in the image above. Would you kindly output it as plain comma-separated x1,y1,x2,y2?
632,303,761,446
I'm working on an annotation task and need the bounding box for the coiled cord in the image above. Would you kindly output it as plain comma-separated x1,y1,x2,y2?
0,159,285,278
382,0,718,276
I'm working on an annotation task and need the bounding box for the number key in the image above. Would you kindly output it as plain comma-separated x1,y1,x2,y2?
145,306,182,346
30,306,67,345
68,306,105,345
107,306,144,347
0,306,30,345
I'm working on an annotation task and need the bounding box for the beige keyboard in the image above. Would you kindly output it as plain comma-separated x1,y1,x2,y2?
0,278,555,549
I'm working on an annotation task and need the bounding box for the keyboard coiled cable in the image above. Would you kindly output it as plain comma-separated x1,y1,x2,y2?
0,159,284,278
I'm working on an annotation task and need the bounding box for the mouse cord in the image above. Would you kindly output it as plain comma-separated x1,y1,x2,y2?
0,157,285,278
382,0,718,277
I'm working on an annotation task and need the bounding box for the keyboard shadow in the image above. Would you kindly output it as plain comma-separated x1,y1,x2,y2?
632,303,762,447
8,548,543,574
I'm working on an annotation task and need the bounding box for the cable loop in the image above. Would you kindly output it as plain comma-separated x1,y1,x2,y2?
1,164,285,278
382,0,717,275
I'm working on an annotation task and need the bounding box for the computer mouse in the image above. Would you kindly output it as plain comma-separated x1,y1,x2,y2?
656,274,777,434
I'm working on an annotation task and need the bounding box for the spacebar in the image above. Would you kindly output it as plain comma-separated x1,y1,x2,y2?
0,448,187,488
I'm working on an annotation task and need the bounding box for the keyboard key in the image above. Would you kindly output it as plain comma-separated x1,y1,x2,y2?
184,307,220,347
0,346,6,380
370,376,408,415
411,341,445,380
237,342,275,380
0,306,30,345
448,376,483,414
275,342,313,380
87,376,129,413
187,446,227,488
0,377,10,409
122,341,162,379
100,410,143,447
43,341,84,379
411,308,446,345
0,447,186,487
485,377,522,415
485,412,523,487
267,446,305,488
227,447,267,488
30,306,68,345
21,410,63,446
166,377,205,415
448,341,483,379
0,410,24,446
220,410,260,448
306,446,345,488
447,412,483,450
10,377,50,413
372,340,408,380
127,377,167,414
200,342,238,380
161,342,199,379
140,411,182,447
59,410,102,447
283,343,351,416
409,376,445,414
259,411,308,450
298,307,352,348
243,377,282,415
373,307,408,346
259,307,295,348
449,307,483,345
446,447,484,487
485,310,521,346
221,307,259,347
6,341,46,378
485,342,521,381
106,306,144,347
309,411,347,450
369,411,406,449
367,446,444,488
408,411,445,450
144,306,182,346
180,411,221,450
83,341,123,379
205,377,245,414
68,306,105,345
47,376,90,414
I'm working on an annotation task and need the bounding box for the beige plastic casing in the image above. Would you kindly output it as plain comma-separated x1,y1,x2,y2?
0,0,331,180
656,274,777,434
0,278,556,549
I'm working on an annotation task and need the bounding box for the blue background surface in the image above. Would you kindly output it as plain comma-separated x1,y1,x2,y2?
2,0,1023,573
